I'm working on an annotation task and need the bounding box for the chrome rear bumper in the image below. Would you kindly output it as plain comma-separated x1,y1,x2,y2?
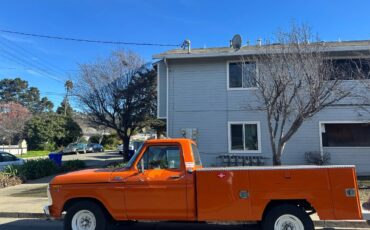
363,209,370,223
43,205,50,217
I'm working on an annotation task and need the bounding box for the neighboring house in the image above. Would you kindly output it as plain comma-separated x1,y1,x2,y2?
72,113,111,141
153,40,370,175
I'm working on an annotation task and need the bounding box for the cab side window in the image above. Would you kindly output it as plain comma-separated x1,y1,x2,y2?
140,145,181,170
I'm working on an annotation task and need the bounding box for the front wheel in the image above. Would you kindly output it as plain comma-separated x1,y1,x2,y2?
64,200,107,230
262,204,313,230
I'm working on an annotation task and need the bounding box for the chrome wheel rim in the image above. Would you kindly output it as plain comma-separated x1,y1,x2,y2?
71,210,96,230
274,214,304,230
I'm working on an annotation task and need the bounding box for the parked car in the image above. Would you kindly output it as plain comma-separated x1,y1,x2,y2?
117,141,143,155
45,138,369,229
62,143,87,154
0,151,25,171
86,143,104,153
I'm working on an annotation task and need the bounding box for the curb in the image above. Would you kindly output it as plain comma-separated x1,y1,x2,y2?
0,212,46,219
314,220,369,228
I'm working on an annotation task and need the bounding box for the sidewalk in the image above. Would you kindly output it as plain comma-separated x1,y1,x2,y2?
0,152,122,219
0,175,53,218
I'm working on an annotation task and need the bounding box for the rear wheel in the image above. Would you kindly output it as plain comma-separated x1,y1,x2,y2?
64,200,107,230
262,204,313,230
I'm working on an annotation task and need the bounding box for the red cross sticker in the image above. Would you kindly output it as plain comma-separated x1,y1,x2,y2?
217,172,226,178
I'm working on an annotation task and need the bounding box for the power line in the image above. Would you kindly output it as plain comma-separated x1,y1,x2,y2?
0,36,68,78
0,29,181,47
0,67,77,72
0,49,63,83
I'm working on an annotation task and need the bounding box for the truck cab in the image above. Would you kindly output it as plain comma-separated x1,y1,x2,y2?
45,138,367,230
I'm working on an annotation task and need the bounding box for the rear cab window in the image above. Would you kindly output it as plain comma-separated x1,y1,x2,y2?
191,144,202,166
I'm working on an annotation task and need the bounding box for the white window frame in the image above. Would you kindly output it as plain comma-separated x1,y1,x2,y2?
228,121,262,153
226,60,258,91
319,120,370,151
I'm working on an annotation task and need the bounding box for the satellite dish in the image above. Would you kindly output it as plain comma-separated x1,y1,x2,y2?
231,34,242,50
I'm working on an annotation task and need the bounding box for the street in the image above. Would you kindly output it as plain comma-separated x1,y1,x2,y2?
0,219,261,230
0,218,365,230
55,150,123,168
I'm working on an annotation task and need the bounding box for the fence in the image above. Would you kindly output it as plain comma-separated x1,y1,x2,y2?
0,145,27,155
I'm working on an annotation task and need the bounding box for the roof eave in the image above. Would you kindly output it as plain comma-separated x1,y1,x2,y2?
153,45,370,60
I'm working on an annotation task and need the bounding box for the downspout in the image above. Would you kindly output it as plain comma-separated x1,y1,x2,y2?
164,58,169,137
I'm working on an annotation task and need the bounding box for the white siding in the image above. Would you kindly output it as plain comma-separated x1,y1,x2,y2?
166,58,370,175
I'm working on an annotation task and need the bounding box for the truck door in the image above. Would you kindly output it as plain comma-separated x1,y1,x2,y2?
124,144,188,220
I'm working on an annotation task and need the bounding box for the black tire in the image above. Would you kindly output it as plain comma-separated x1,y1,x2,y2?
64,200,107,230
261,204,314,230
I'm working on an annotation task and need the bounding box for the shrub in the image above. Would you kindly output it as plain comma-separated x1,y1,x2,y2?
0,173,22,188
305,151,331,165
0,159,87,188
2,165,22,178
102,134,121,150
5,159,59,181
61,160,86,172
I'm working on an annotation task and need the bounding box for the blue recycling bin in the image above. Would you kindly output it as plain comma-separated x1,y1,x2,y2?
48,152,63,167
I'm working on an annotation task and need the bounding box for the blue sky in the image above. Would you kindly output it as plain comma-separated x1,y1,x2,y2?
0,0,370,108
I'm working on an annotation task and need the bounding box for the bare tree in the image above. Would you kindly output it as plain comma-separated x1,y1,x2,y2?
73,50,156,160
242,25,353,165
0,102,31,145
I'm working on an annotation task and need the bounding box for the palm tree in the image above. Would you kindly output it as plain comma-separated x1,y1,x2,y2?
64,80,73,116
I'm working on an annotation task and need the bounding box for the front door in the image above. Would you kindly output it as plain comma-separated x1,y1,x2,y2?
124,144,188,220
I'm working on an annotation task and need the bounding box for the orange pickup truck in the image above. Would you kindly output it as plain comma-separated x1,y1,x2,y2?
44,138,368,230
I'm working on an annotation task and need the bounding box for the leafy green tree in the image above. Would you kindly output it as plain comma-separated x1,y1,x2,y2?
56,99,74,117
0,78,54,113
89,135,103,144
144,118,166,138
24,113,82,150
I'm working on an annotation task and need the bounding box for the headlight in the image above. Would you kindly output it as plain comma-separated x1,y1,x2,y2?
47,184,52,205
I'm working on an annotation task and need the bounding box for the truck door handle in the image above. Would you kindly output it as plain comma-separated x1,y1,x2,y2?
169,175,182,180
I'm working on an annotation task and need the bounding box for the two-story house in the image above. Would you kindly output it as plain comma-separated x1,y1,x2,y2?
153,40,370,175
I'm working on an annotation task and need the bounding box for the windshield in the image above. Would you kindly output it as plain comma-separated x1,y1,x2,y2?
124,144,144,169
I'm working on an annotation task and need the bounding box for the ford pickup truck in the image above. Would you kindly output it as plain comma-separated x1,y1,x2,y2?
44,138,369,230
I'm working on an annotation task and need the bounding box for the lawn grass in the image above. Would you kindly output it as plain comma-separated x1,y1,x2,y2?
18,150,51,158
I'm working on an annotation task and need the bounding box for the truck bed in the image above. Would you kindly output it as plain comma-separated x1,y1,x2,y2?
195,165,362,221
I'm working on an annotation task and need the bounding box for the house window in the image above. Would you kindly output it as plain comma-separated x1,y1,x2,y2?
228,62,257,89
329,59,370,80
229,122,261,153
321,123,370,147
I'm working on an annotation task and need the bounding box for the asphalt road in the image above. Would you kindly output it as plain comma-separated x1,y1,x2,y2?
0,219,261,230
60,150,123,168
0,218,362,230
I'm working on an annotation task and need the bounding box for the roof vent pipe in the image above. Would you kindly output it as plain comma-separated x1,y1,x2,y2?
182,39,191,53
